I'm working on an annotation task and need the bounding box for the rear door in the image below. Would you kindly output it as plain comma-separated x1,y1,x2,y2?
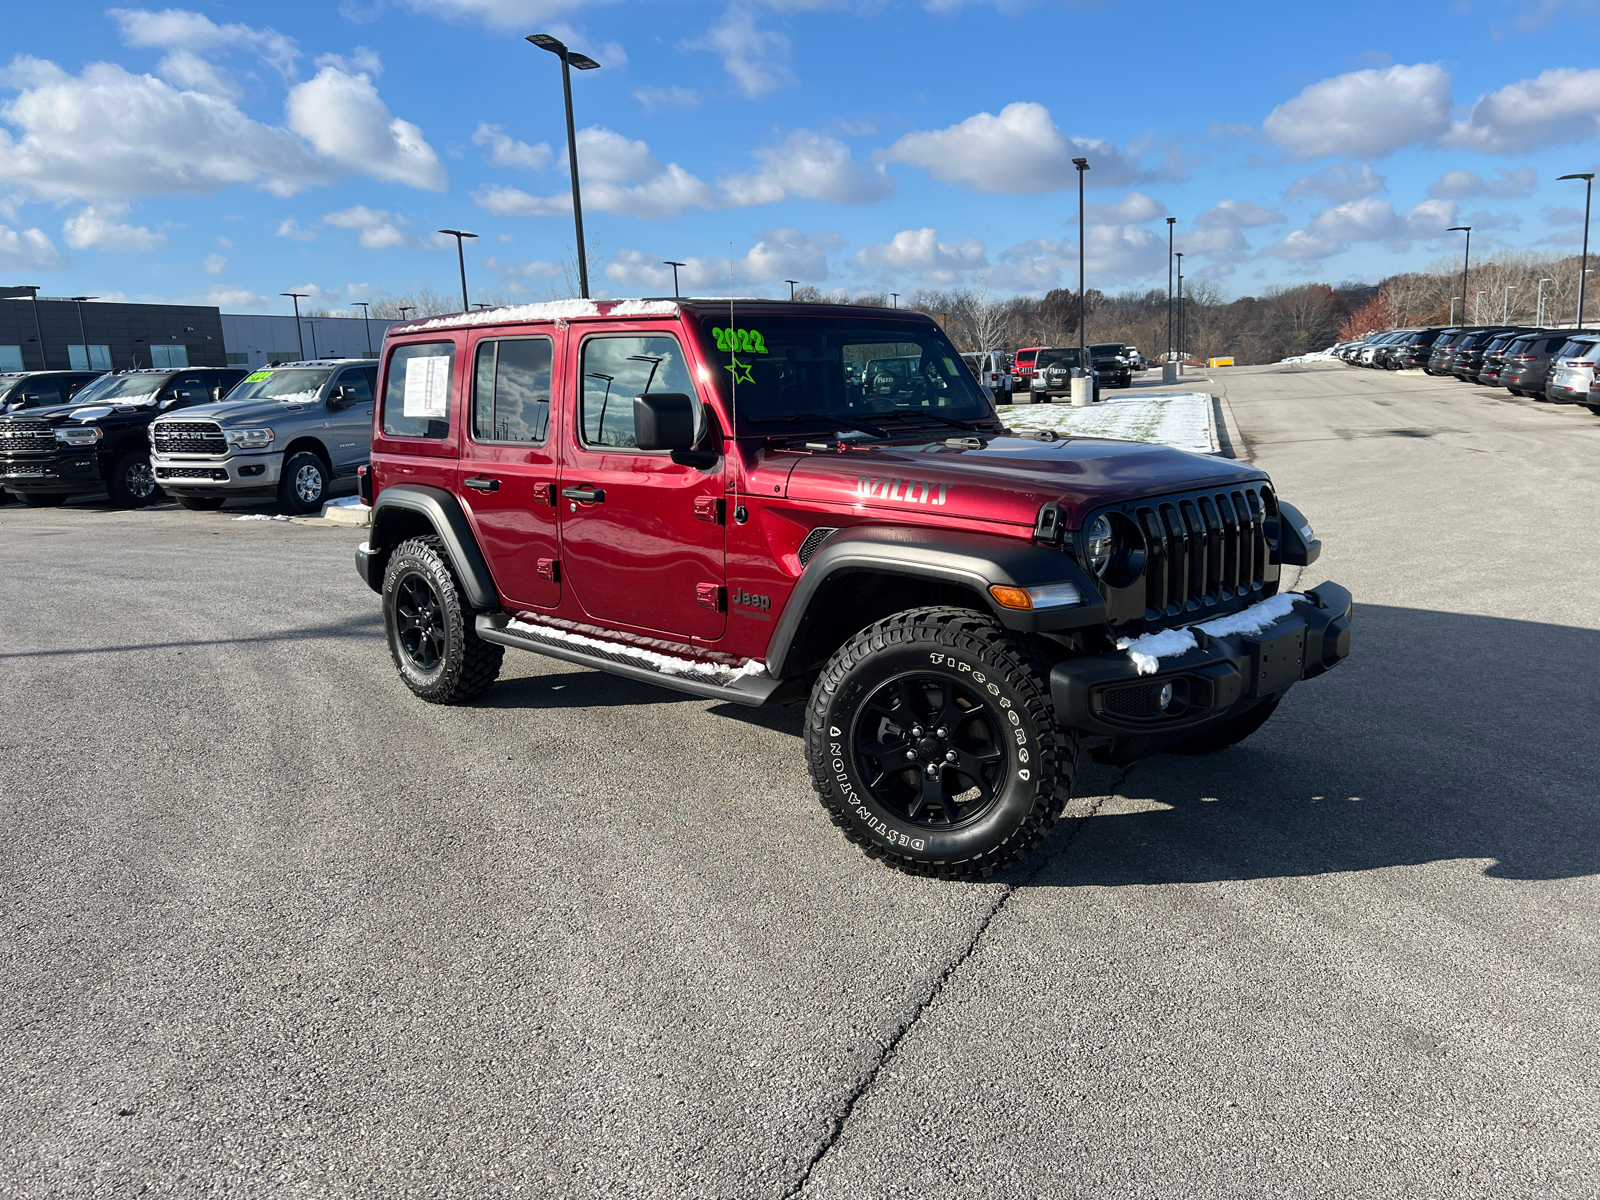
558,326,726,641
458,330,564,610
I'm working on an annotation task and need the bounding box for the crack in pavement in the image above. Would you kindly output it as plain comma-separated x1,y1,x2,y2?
781,764,1134,1199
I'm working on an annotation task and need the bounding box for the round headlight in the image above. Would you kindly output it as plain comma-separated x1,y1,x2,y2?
1085,515,1113,575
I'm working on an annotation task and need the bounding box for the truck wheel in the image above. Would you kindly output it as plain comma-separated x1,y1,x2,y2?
1163,696,1281,755
20,492,68,507
176,496,227,511
279,451,329,514
382,535,503,704
106,451,162,508
805,606,1075,879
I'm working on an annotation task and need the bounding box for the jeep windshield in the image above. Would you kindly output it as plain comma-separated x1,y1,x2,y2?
224,367,336,402
693,316,992,435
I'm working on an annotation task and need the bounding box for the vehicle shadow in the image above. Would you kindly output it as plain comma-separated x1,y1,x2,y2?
1004,603,1600,887
0,613,384,659
480,668,695,709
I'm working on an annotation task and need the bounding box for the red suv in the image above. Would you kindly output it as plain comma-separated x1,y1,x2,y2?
356,299,1350,878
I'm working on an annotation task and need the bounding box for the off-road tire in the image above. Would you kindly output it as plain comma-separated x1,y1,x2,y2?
106,451,163,508
805,606,1076,879
279,450,329,515
1164,696,1281,755
382,535,502,704
176,496,227,511
20,492,68,507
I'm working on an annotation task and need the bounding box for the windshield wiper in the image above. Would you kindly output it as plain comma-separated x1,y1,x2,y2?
873,410,979,432
747,413,889,439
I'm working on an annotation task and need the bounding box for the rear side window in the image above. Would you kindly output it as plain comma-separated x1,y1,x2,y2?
383,341,456,439
472,336,552,444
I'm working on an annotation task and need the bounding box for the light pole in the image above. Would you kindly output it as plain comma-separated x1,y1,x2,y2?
1073,156,1089,369
1475,290,1486,324
397,305,415,321
1447,226,1471,327
527,33,601,299
1175,252,1185,367
473,303,493,311
438,229,478,312
785,279,798,300
307,318,321,359
890,293,899,309
69,296,97,369
1558,173,1593,330
354,301,374,357
280,292,307,360
1536,279,1553,327
1171,216,1184,364
662,260,685,298
1502,285,1517,323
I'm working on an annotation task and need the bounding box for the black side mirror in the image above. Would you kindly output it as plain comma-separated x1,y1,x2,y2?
327,386,351,410
632,392,696,452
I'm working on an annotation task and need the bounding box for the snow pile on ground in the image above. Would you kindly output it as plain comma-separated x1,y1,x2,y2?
1115,592,1304,675
1001,393,1217,454
233,513,293,522
507,617,767,683
1279,347,1337,364
321,497,370,525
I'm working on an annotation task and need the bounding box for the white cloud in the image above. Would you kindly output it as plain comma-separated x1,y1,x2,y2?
472,122,550,169
1283,163,1387,202
485,255,561,279
63,203,168,250
1263,64,1453,159
154,49,240,99
884,102,1154,194
1196,199,1285,230
109,7,300,79
203,252,225,273
561,126,658,185
721,130,893,205
688,6,795,98
206,286,270,308
634,85,700,113
396,0,591,31
285,66,446,191
1261,196,1460,268
275,217,315,241
853,227,987,285
214,235,233,247
314,48,384,76
1427,167,1538,199
1083,191,1163,224
991,223,1167,291
1444,68,1600,154
605,228,842,292
1404,198,1459,239
1259,229,1343,265
0,222,65,270
320,205,416,248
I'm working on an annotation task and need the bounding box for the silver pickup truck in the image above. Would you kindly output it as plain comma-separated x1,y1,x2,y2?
147,359,376,513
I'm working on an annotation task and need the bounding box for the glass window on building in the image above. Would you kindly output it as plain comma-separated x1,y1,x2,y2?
151,345,190,369
68,345,113,371
0,346,23,372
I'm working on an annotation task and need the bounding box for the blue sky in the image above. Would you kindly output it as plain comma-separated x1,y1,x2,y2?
2,0,1598,314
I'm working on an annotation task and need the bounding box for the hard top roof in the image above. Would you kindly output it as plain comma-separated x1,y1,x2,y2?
387,296,933,335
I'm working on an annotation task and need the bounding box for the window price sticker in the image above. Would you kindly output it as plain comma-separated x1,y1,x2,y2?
403,355,451,418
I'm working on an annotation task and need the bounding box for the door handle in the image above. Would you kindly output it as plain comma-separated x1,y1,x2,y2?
463,476,500,492
561,486,605,503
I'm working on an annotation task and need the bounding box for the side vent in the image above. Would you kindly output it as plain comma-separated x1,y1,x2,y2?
797,526,839,568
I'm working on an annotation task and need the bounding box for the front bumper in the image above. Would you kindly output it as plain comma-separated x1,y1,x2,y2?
0,452,103,492
1050,581,1352,751
151,450,281,494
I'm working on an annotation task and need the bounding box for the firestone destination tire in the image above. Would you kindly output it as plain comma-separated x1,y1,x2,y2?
805,607,1075,879
382,535,503,704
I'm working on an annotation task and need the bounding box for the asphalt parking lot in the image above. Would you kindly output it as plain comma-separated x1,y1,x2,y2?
3,361,1598,1199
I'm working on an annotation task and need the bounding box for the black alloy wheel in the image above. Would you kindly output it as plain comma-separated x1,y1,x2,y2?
853,674,1006,830
107,450,162,508
381,535,503,703
394,571,446,672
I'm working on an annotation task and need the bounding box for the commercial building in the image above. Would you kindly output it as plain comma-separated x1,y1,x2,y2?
1,289,227,372
220,313,395,368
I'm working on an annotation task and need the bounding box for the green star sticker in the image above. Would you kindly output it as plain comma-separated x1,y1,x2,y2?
724,355,755,385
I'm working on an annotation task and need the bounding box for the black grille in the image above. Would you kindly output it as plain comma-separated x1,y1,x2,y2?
156,466,228,480
152,420,226,455
798,526,838,567
1101,683,1159,718
0,420,56,452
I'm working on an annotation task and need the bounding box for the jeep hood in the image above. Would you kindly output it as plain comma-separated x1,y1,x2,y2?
782,434,1266,528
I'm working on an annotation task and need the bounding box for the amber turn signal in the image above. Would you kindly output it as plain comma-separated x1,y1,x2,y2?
988,585,1033,610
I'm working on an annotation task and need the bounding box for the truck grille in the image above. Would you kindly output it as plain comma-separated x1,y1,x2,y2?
152,420,227,455
0,420,56,453
156,466,229,480
1135,484,1271,621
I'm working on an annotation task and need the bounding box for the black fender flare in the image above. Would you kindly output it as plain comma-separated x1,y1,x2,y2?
764,525,1107,679
358,484,500,610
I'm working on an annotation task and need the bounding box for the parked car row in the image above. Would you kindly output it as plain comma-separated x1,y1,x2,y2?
1009,342,1141,399
1332,326,1600,411
0,359,376,511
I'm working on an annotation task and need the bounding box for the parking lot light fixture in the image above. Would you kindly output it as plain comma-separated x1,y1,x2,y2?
1175,252,1184,366
662,261,686,298
438,229,478,312
785,279,798,300
354,301,373,356
398,305,415,321
280,292,307,360
1558,173,1593,330
1073,157,1089,367
1536,278,1553,326
1503,285,1517,323
1166,216,1176,363
528,33,600,300
1447,226,1471,329
1475,289,1487,323
69,296,97,369
890,293,899,309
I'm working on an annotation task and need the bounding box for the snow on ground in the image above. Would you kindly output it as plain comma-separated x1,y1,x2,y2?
233,514,292,522
1279,346,1338,364
1000,393,1217,454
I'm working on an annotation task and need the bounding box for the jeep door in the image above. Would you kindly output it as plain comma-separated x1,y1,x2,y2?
327,365,375,472
458,330,563,610
558,328,725,640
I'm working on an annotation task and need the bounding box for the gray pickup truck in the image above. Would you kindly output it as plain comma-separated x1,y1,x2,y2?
147,358,376,513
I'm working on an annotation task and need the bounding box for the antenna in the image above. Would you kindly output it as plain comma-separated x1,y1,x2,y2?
729,243,737,514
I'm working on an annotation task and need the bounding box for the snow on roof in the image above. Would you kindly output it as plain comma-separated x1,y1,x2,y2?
397,298,680,333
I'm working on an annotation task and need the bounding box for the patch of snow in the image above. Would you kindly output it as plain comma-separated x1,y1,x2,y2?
507,617,767,683
1115,592,1304,675
401,299,680,333
1002,393,1217,455
325,496,367,507
233,513,293,522
1279,347,1337,364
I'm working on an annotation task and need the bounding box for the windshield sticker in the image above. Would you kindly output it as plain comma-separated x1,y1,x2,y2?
724,356,756,385
402,355,451,418
243,370,273,383
712,327,768,355
857,476,949,506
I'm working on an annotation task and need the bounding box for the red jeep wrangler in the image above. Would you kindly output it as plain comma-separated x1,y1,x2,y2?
356,299,1350,877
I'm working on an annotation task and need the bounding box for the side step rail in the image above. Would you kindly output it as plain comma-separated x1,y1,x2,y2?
474,612,782,708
